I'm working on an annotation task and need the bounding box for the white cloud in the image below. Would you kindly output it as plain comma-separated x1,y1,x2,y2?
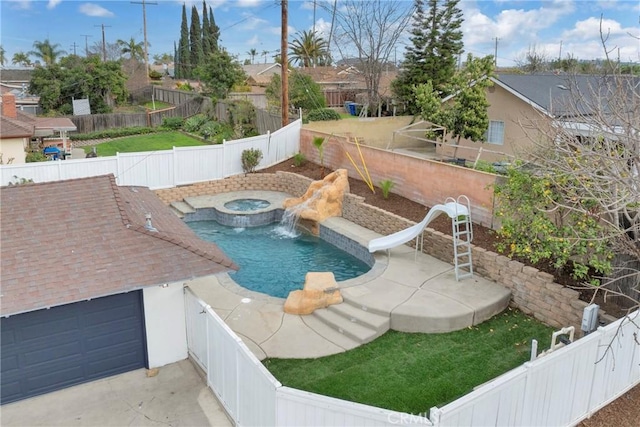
47,0,61,10
246,35,260,46
6,0,32,10
312,18,332,40
78,3,115,18
237,0,262,7
239,14,268,30
561,17,627,40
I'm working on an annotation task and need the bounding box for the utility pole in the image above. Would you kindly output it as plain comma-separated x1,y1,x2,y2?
558,40,562,61
95,24,111,61
281,0,289,126
70,42,78,56
493,37,500,67
81,34,92,57
312,0,316,67
131,0,157,83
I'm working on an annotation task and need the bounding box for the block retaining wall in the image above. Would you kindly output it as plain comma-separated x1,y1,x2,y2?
156,172,616,333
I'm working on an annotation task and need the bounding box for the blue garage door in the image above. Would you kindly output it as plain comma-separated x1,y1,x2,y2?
1,291,147,404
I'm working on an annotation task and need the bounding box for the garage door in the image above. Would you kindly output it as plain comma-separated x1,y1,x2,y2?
1,291,147,404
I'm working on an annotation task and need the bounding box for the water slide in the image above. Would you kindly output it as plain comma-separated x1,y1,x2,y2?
368,201,470,253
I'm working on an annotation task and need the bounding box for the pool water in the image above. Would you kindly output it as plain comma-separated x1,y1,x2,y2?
187,221,371,298
223,199,271,211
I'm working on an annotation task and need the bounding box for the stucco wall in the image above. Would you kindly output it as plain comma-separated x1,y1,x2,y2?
156,172,617,334
0,137,27,164
437,84,550,163
143,281,187,368
300,128,498,228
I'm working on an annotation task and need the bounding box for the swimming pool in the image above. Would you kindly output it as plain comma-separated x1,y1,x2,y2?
187,220,371,298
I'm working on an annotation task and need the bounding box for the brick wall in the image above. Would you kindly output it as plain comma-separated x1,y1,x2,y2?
156,172,616,333
300,128,499,228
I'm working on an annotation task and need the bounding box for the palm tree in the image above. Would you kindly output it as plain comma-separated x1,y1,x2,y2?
12,52,31,67
117,37,146,61
246,48,258,64
289,30,328,68
262,50,269,64
29,39,66,66
0,45,5,66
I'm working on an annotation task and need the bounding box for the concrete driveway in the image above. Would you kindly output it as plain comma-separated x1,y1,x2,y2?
1,359,231,427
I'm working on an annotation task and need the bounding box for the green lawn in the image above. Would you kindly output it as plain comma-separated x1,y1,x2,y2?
83,132,206,156
264,308,554,414
143,101,172,110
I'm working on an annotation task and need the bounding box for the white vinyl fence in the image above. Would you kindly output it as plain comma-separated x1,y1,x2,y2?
429,310,640,426
1,119,301,188
185,287,639,427
184,288,432,427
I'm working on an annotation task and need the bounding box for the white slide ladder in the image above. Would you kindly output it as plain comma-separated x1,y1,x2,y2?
368,195,474,281
448,195,474,281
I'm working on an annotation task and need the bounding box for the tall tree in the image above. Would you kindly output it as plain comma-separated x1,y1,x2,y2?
414,54,495,156
331,0,413,111
116,37,145,61
173,41,180,79
262,50,269,64
178,4,191,78
289,30,329,68
247,48,258,64
190,5,204,70
201,0,212,57
0,45,5,66
208,7,220,51
392,0,464,113
29,55,127,114
12,52,31,67
29,39,66,66
265,71,326,112
196,49,246,100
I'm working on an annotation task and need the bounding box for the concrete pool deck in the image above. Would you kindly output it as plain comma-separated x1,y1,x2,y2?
176,191,512,360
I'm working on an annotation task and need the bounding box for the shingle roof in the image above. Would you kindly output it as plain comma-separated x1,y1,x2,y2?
0,175,237,316
494,73,640,118
0,115,33,138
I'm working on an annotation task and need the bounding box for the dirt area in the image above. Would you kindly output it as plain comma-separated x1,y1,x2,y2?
261,158,639,425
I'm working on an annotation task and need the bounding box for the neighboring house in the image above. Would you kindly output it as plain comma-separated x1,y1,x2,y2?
0,67,39,114
0,93,77,163
297,66,398,108
437,73,640,163
0,174,237,404
243,63,282,87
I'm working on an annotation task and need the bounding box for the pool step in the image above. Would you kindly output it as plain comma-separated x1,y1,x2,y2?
170,200,196,218
311,302,390,345
301,315,361,351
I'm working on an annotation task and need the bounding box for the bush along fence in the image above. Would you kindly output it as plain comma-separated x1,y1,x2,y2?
0,120,301,188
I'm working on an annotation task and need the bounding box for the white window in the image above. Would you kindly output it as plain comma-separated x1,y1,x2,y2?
485,120,505,145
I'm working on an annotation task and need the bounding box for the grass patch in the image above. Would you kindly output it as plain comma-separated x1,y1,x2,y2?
83,132,205,156
264,308,554,414
143,101,172,110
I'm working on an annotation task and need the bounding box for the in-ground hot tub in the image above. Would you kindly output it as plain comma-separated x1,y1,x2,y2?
223,199,271,212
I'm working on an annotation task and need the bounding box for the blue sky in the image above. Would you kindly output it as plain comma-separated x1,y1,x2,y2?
1,0,638,67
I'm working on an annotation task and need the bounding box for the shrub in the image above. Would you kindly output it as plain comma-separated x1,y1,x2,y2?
8,175,35,185
70,127,155,141
199,121,222,140
175,81,194,91
25,151,49,162
148,69,163,80
379,179,395,199
212,123,234,144
306,108,342,122
183,114,209,133
293,152,306,167
161,117,184,130
241,148,263,173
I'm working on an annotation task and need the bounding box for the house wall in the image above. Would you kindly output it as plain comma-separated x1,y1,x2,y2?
437,84,550,163
0,137,27,164
143,281,188,368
